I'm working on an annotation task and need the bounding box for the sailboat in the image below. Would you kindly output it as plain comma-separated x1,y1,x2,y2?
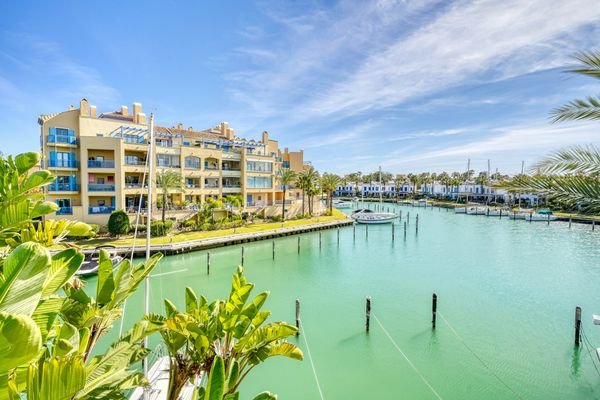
129,115,195,400
352,167,397,224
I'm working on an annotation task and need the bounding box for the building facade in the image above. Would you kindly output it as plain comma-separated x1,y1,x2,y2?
39,98,305,224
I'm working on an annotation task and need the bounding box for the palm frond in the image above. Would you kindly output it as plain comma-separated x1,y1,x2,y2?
567,51,600,80
531,145,600,175
550,96,600,122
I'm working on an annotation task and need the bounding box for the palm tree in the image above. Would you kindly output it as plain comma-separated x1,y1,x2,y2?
296,166,319,217
156,169,184,223
321,173,341,215
499,145,600,213
437,172,450,197
551,52,600,122
278,168,297,220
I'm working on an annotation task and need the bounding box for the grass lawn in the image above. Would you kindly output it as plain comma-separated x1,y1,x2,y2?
75,209,350,248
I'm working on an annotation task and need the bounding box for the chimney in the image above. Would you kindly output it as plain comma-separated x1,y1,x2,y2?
90,105,97,118
120,105,128,116
69,105,74,111
132,102,142,117
188,126,193,131
137,112,146,124
177,123,184,130
79,98,89,116
262,131,269,144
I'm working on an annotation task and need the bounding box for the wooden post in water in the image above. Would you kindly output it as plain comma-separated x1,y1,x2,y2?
529,212,533,223
353,224,356,241
319,232,322,250
404,221,407,240
569,215,572,229
593,220,596,231
295,299,300,336
366,296,371,333
337,228,340,246
241,246,245,266
416,214,419,234
207,252,210,275
575,306,582,347
297,237,300,254
399,210,402,220
366,225,369,239
499,210,502,219
432,293,437,330
407,211,410,225
392,224,395,241
547,214,550,226
272,241,275,260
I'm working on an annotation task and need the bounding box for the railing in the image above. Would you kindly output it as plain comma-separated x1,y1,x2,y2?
157,162,180,168
222,166,241,171
87,160,115,168
204,184,219,188
204,165,219,170
48,159,78,168
124,183,147,189
274,200,294,205
56,206,73,215
88,183,115,191
186,184,200,188
48,183,79,192
185,163,201,170
48,135,77,145
88,206,115,214
125,159,146,166
222,184,241,188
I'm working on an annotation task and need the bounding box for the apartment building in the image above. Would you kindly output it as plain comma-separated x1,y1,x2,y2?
39,98,305,224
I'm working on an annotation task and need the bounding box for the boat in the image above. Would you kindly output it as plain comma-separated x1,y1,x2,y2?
523,209,558,221
466,205,488,215
412,199,432,207
486,208,509,217
76,245,123,277
352,209,397,224
508,209,529,219
454,206,466,214
333,199,353,209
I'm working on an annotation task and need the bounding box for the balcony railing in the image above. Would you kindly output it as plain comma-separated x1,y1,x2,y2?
222,166,241,171
48,135,77,145
125,159,146,166
157,162,180,168
222,184,241,188
89,206,115,214
204,183,219,188
186,184,201,189
204,165,219,170
48,159,78,168
88,183,115,191
48,183,79,192
124,183,147,189
185,162,201,170
56,206,73,215
88,160,115,168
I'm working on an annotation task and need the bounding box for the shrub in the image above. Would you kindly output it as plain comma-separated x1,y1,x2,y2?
150,220,173,237
269,215,282,222
88,223,100,234
108,210,130,236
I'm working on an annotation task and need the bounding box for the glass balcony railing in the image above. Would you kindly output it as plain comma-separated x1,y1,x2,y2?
204,183,219,188
87,160,115,168
222,184,241,188
48,159,78,168
124,158,146,166
56,206,73,215
89,206,115,214
88,183,115,191
124,183,147,189
185,162,201,169
222,166,241,171
48,182,79,192
204,165,219,170
186,184,201,189
48,135,77,145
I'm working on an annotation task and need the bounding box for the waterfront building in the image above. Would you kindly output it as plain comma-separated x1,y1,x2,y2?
39,98,306,224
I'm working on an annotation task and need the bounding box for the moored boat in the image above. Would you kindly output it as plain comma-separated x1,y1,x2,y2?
333,199,353,209
523,209,558,221
466,206,488,215
76,245,123,277
352,209,397,224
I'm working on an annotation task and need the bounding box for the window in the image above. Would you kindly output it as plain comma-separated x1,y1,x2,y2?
185,156,201,169
156,138,173,147
246,161,273,172
246,176,272,189
157,154,180,167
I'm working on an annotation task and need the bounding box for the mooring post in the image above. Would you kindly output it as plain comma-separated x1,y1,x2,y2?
404,221,407,240
366,296,371,333
272,240,275,260
499,210,502,219
319,232,322,250
392,224,395,241
575,306,582,347
569,215,572,229
529,212,533,223
547,214,550,226
337,228,340,246
416,214,419,234
399,210,402,220
207,252,210,275
432,293,437,330
407,211,410,225
366,224,369,239
593,220,596,231
297,237,300,254
296,299,300,336
353,224,356,241
241,246,245,266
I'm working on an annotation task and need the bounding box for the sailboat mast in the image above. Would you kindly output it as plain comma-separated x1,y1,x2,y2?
142,113,154,396
379,166,383,204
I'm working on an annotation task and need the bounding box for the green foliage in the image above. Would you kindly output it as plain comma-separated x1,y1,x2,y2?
150,219,173,236
147,267,303,400
107,210,130,236
88,224,100,234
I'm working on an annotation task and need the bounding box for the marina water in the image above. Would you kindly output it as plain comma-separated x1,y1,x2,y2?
90,203,600,399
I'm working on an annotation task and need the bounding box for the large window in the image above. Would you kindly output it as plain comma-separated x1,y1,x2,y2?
246,160,273,172
184,156,201,169
49,151,77,168
246,176,272,189
156,154,180,168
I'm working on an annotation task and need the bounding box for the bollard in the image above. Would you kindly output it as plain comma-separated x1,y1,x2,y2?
207,252,210,275
337,228,340,246
432,293,437,329
399,210,402,220
499,210,502,219
366,296,371,333
353,224,356,241
272,240,275,260
407,212,410,225
392,224,395,241
366,225,369,239
404,221,407,240
569,216,572,229
547,214,550,226
296,299,300,336
529,212,533,223
319,232,322,250
416,214,419,234
575,306,582,347
297,237,300,254
241,247,245,266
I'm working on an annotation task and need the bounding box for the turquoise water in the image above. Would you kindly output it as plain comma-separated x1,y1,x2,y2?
91,204,600,399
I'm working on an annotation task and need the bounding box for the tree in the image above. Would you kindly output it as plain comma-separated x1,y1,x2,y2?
108,209,130,236
295,166,319,217
278,168,297,221
321,173,341,215
157,169,185,223
551,51,600,122
437,172,451,197
146,267,303,400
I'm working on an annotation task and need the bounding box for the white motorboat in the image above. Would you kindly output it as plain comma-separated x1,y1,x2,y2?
412,199,432,207
508,210,529,220
333,199,353,209
466,206,488,215
486,208,508,217
523,209,558,221
129,353,196,400
76,245,123,277
454,206,466,214
352,209,397,224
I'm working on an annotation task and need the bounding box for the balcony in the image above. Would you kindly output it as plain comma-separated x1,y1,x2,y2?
124,183,147,189
48,159,78,168
48,135,77,145
157,162,180,168
204,183,219,189
184,162,201,170
204,165,219,171
88,183,115,192
89,206,115,214
125,159,146,166
48,182,79,192
56,206,73,215
186,184,201,189
88,160,115,168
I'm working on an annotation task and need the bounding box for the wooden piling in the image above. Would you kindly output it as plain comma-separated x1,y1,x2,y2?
575,306,582,347
296,299,300,336
416,214,419,234
529,212,533,223
207,252,210,275
319,232,322,250
337,228,340,246
392,224,395,241
432,293,437,329
407,212,410,225
399,210,402,220
366,296,371,333
366,225,369,239
297,237,300,254
569,216,572,229
547,214,550,225
404,221,407,240
241,246,245,266
272,240,275,260
353,224,356,241
593,220,596,231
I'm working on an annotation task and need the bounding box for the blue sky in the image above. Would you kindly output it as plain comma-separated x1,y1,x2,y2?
1,0,600,175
